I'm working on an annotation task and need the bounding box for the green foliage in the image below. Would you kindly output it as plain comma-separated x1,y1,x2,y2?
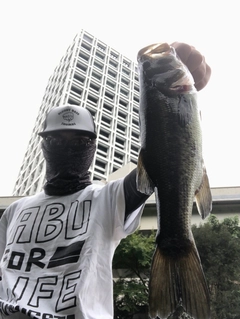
113,230,155,275
113,216,240,319
193,215,240,319
113,230,155,318
113,278,149,318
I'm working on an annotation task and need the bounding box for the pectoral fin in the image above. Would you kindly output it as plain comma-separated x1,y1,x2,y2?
195,166,212,220
136,150,155,195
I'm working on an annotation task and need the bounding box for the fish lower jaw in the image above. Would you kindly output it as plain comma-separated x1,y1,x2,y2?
169,84,194,93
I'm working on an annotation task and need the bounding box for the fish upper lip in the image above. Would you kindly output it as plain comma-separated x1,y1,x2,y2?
137,43,175,62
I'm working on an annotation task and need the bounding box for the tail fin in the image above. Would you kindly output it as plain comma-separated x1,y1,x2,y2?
149,243,210,319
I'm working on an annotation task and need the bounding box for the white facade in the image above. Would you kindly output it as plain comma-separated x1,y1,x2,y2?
13,30,141,196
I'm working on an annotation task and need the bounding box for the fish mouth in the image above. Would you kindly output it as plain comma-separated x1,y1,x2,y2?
149,68,190,93
138,43,195,93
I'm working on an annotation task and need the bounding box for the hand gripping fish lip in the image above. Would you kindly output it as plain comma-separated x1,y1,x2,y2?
138,43,195,94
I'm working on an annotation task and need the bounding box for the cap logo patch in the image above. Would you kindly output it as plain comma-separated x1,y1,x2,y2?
63,111,74,122
57,108,80,127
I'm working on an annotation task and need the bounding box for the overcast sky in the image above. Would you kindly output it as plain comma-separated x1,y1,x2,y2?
0,0,239,196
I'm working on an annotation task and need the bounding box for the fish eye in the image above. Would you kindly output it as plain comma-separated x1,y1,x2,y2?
143,61,151,70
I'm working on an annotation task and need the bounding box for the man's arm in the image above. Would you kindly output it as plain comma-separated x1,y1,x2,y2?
123,168,152,220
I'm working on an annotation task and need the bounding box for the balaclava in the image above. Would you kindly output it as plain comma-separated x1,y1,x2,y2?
38,104,97,196
41,136,96,196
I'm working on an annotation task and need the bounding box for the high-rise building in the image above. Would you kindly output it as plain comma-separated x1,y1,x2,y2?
13,30,141,196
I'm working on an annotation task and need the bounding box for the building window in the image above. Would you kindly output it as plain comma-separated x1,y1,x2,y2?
131,130,139,140
96,51,105,61
94,61,103,70
133,95,139,103
121,77,129,86
73,73,85,83
134,85,139,92
110,51,119,60
68,97,80,105
83,34,93,43
108,69,117,78
71,85,82,96
109,59,118,68
95,160,106,169
92,71,102,81
132,118,139,127
122,68,130,76
97,42,106,52
123,59,130,68
99,129,110,141
117,124,126,134
130,158,137,165
94,159,106,174
103,103,113,113
120,88,129,97
106,80,115,89
101,115,111,127
87,94,98,105
131,144,139,153
97,144,108,156
76,62,87,72
133,106,139,115
119,99,128,108
105,91,114,101
116,137,125,149
79,52,89,62
118,111,127,120
82,42,91,52
90,82,100,92
114,151,124,163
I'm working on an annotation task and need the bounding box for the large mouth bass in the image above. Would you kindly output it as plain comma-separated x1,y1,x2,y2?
136,43,212,319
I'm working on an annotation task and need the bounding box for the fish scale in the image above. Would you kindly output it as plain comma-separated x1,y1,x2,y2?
136,43,212,319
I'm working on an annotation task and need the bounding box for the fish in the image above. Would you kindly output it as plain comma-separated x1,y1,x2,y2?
136,43,212,319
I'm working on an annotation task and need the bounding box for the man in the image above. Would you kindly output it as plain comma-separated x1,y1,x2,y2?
0,43,211,319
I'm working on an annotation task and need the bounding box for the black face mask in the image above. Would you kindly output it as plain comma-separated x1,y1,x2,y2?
41,136,96,196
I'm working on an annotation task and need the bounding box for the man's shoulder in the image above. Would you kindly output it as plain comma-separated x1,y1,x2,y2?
82,179,124,198
11,191,45,207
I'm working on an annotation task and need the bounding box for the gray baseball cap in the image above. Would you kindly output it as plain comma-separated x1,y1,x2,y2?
38,104,97,138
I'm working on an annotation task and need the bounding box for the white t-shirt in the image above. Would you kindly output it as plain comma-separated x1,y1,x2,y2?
0,179,144,319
